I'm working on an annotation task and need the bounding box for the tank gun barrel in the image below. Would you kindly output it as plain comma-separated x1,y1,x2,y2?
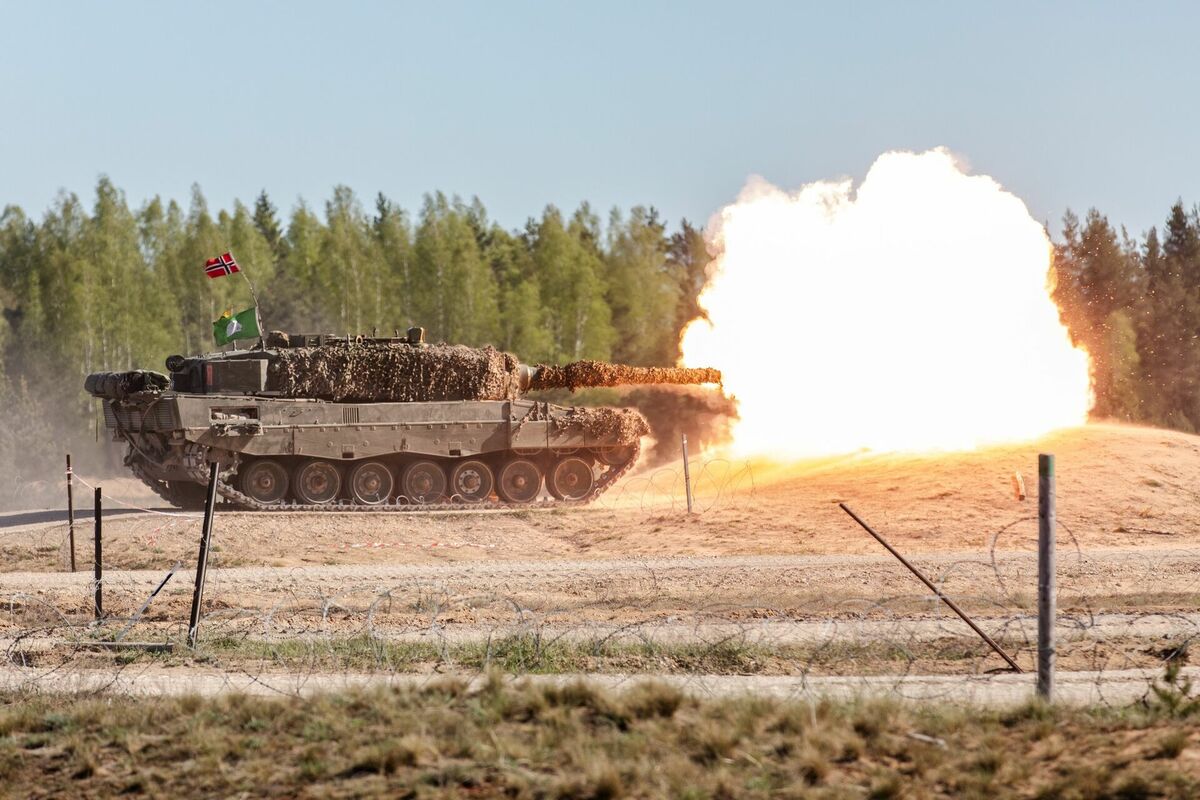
527,360,721,393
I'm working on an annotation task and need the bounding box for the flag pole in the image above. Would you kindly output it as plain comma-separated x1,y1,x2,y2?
229,249,265,346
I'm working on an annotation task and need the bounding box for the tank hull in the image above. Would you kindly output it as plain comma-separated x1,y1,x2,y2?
103,392,641,510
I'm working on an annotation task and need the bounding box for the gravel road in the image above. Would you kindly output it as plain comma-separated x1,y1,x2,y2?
5,547,1198,592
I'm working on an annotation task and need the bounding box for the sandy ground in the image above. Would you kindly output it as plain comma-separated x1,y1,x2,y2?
5,547,1200,622
3,423,1200,694
5,422,1197,572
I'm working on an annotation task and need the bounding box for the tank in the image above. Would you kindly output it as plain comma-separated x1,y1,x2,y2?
85,328,721,510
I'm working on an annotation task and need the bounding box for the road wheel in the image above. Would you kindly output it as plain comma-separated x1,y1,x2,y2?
547,456,595,501
497,458,542,504
240,460,289,504
349,461,394,505
403,460,446,504
449,460,494,502
294,460,342,504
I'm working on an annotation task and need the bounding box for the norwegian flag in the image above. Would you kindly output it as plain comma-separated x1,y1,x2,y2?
204,252,241,279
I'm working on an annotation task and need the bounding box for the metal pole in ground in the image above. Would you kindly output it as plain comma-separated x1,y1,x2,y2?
187,462,221,649
1038,453,1056,700
66,454,76,572
93,487,102,621
682,434,694,514
116,562,181,642
840,502,1023,673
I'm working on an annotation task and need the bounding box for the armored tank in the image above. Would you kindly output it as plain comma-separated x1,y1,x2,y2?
85,328,721,510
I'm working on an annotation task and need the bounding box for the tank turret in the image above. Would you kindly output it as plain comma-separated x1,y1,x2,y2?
87,330,719,404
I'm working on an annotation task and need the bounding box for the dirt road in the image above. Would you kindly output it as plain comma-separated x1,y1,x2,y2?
7,546,1200,616
0,664,1181,708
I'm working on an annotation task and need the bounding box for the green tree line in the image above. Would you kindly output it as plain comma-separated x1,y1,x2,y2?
1053,200,1200,430
0,179,712,495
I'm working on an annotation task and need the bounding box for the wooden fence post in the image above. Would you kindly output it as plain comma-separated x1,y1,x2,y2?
681,434,694,514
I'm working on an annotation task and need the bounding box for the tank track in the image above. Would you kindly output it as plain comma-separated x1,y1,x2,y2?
128,451,225,510
166,442,640,512
129,458,178,506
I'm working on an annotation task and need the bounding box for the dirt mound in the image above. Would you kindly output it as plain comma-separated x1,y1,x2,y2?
705,422,1200,556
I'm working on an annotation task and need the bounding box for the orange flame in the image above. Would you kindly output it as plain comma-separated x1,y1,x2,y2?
681,148,1091,457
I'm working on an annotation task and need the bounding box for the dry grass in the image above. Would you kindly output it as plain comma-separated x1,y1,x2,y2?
22,631,1012,676
20,628,1187,678
198,631,1047,675
2,675,1200,798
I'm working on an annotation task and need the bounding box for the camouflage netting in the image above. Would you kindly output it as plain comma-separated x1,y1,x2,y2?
266,342,722,403
529,361,721,392
553,407,651,445
268,343,524,403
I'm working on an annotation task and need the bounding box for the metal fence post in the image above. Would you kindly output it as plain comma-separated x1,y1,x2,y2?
66,454,76,572
187,462,221,649
1038,453,1056,700
681,434,694,514
93,487,102,621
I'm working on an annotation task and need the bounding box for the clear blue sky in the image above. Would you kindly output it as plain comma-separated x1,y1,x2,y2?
3,1,1197,239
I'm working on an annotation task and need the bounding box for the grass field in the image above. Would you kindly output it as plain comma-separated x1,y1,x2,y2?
3,670,1200,799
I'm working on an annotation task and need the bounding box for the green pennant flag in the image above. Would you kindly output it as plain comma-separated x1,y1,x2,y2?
213,307,261,346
